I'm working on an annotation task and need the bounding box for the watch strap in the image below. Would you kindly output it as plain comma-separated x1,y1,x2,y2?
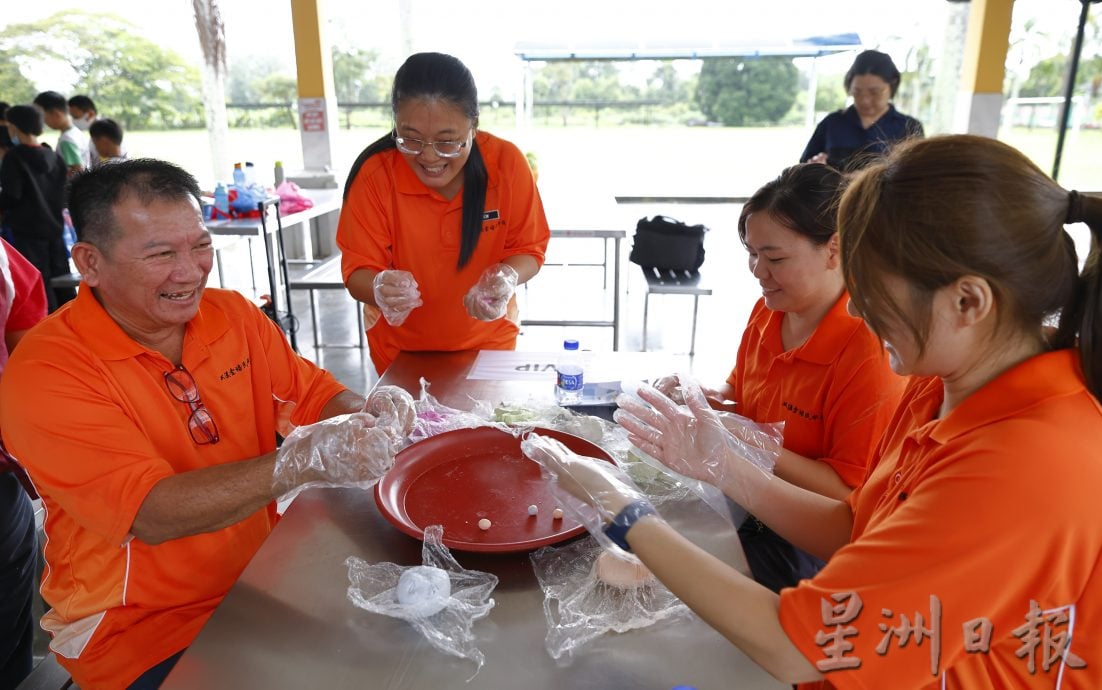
603,500,657,552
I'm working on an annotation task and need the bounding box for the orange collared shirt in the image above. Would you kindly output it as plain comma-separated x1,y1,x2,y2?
728,294,905,487
0,287,347,690
779,349,1102,689
338,130,550,374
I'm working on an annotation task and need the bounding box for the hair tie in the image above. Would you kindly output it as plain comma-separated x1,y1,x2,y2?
1066,190,1084,224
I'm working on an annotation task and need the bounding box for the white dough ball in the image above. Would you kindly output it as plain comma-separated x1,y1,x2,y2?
527,504,538,516
396,565,452,617
478,518,492,530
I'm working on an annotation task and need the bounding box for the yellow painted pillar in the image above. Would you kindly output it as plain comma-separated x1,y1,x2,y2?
290,0,338,185
953,0,1014,136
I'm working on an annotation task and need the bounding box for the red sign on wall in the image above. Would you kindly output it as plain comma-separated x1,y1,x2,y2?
300,98,326,133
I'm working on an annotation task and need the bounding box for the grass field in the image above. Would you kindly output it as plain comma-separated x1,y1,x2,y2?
124,123,1102,208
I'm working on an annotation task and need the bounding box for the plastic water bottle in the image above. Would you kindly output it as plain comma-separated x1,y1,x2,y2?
555,339,584,404
213,183,229,215
274,160,285,186
232,162,246,189
245,161,257,187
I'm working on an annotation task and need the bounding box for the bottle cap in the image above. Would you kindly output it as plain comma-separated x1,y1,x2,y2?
563,339,579,350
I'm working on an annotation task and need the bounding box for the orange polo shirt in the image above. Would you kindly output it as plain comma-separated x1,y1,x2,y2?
779,349,1102,689
338,130,550,374
727,295,905,487
0,287,346,690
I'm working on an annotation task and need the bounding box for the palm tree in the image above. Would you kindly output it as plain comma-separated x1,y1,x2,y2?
192,0,230,185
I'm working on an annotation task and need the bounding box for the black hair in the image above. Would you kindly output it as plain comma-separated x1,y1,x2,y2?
0,101,9,119
89,118,123,145
33,90,68,113
844,50,902,98
68,94,96,113
5,105,44,137
738,164,844,246
343,52,486,269
67,158,201,250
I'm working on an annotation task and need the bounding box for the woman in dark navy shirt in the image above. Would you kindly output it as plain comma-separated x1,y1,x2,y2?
800,50,923,171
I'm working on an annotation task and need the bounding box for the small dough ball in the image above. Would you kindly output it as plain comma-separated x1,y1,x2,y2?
527,504,538,516
552,508,564,520
478,518,492,530
397,565,452,617
595,551,656,589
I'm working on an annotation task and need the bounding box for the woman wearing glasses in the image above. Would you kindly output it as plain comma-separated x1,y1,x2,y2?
800,50,923,171
338,52,550,375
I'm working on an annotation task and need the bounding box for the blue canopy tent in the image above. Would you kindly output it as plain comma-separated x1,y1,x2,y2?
512,33,864,131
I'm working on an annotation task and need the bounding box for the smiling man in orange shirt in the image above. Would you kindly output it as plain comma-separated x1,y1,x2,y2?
0,160,397,690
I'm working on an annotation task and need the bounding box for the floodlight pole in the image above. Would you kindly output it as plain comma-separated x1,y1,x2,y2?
1053,0,1100,181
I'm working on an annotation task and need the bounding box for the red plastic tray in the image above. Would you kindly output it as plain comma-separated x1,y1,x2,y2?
374,426,613,552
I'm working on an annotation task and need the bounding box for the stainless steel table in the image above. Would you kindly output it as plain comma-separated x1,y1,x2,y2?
206,188,342,316
162,351,785,690
523,229,626,350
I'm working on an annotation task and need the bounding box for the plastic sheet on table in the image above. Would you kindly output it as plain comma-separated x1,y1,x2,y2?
530,536,691,660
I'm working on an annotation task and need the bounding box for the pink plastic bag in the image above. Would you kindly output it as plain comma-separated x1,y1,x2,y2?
275,180,315,214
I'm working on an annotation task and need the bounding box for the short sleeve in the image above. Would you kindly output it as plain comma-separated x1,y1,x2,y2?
337,156,394,281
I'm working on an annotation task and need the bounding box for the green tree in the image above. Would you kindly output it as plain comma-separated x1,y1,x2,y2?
256,73,297,127
1021,54,1102,98
227,55,285,103
645,61,690,103
332,47,388,103
0,12,203,129
695,57,798,126
0,49,36,104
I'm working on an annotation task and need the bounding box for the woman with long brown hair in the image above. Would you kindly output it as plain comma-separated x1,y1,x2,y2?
530,135,1102,688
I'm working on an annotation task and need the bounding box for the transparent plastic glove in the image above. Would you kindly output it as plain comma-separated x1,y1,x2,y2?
272,412,396,501
463,263,518,321
614,376,777,493
651,374,682,402
345,525,498,676
373,269,422,326
521,433,655,555
653,373,734,408
362,384,416,439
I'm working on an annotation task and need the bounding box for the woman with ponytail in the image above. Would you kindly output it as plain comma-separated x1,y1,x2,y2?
533,135,1102,688
338,53,549,374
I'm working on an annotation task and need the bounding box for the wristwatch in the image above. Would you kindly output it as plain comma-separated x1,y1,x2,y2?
603,500,657,552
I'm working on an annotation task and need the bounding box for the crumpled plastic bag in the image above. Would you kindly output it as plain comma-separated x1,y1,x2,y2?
530,536,690,660
345,525,499,675
409,378,505,443
275,180,315,214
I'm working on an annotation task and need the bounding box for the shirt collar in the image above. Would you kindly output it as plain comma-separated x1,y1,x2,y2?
69,286,232,362
844,103,901,126
757,292,862,365
915,349,1088,445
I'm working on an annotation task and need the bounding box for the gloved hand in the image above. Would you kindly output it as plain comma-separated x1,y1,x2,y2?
614,376,776,492
272,412,397,500
653,374,734,408
652,375,686,404
362,385,416,439
373,270,423,327
463,263,518,321
522,433,652,523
